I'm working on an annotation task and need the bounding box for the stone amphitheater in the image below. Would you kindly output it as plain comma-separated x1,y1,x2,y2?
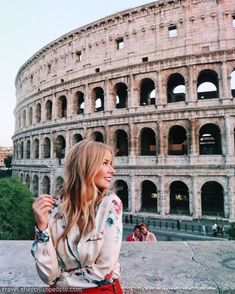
13,0,235,221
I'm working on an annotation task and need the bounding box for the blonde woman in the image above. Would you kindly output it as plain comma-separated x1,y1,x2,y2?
32,140,123,293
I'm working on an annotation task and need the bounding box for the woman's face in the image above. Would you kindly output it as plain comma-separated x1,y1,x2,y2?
134,228,141,237
94,150,115,190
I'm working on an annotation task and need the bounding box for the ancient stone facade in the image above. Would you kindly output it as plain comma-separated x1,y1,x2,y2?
13,0,235,221
0,147,13,167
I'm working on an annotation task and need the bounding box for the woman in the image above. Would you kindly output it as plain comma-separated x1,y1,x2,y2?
32,140,123,293
126,225,142,242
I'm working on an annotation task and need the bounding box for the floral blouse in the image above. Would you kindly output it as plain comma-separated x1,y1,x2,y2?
31,191,123,288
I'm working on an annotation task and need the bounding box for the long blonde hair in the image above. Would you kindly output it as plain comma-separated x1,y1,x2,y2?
56,140,114,244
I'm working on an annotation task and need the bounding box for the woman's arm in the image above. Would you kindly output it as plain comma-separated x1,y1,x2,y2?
32,195,61,285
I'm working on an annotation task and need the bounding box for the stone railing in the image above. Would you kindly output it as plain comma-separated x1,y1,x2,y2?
0,241,235,293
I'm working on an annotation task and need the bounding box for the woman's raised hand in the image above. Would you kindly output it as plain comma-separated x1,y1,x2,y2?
32,194,55,231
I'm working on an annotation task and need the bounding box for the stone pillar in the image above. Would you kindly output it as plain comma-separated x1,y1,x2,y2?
225,115,234,163
84,84,92,115
188,65,197,103
105,80,114,112
65,130,70,156
52,93,57,120
105,125,111,145
158,121,166,164
221,62,228,98
192,176,201,218
159,176,166,215
129,123,138,165
130,175,136,213
129,74,139,109
228,176,235,221
157,71,166,106
38,134,42,160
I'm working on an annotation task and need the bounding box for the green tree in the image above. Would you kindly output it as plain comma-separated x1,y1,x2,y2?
0,177,35,240
4,155,12,169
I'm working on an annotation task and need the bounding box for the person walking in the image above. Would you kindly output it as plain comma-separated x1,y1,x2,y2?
32,140,123,293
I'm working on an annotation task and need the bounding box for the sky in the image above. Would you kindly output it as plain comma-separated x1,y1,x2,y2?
0,0,152,147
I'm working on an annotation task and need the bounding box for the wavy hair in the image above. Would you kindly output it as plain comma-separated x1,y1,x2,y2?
55,140,114,245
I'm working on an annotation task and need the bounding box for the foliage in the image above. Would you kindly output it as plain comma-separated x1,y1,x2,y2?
0,169,12,178
226,223,235,240
4,155,12,169
0,177,34,240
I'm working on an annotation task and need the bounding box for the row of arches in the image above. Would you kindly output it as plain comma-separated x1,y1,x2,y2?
14,122,229,160
115,180,224,217
20,172,225,217
17,69,235,129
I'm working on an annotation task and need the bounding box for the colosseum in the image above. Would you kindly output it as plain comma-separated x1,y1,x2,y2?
13,0,235,222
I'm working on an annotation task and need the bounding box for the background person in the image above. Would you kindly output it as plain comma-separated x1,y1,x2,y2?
32,140,123,293
126,225,142,242
139,223,157,241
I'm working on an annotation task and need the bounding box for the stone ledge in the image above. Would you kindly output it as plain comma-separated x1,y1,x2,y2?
0,241,234,293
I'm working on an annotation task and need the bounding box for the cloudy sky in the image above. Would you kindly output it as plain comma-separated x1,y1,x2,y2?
0,0,152,146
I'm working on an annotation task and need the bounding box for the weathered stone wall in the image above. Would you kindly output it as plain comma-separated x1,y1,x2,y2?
0,241,235,293
13,0,235,221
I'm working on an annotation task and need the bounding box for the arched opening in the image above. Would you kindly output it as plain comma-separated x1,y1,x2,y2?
25,174,30,189
168,125,188,155
32,175,39,197
58,96,67,118
55,135,66,159
141,180,158,212
28,107,33,125
33,138,39,159
91,131,104,143
115,130,128,156
201,181,224,217
55,176,64,195
93,87,104,112
35,103,41,123
140,78,155,106
72,134,83,145
42,176,50,194
46,100,53,120
26,140,31,159
197,69,219,99
140,128,156,155
114,83,128,109
167,73,186,103
199,124,222,154
231,70,235,97
43,137,51,158
113,180,128,211
75,91,85,114
170,181,189,215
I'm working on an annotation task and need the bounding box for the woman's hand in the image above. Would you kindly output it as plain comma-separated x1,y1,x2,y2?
32,194,55,231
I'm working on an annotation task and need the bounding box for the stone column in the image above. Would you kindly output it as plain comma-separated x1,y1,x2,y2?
52,93,57,120
158,121,166,164
192,176,201,218
105,125,111,145
228,176,235,221
84,84,92,115
225,115,234,163
159,176,166,215
65,130,70,157
188,65,197,103
130,175,136,213
105,79,114,112
129,123,137,165
221,62,228,98
129,74,139,109
157,71,166,106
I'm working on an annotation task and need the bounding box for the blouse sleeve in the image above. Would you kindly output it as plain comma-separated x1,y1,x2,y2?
31,226,61,285
94,194,123,278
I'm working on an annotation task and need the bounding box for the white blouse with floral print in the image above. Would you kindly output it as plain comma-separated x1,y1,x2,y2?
31,191,123,288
